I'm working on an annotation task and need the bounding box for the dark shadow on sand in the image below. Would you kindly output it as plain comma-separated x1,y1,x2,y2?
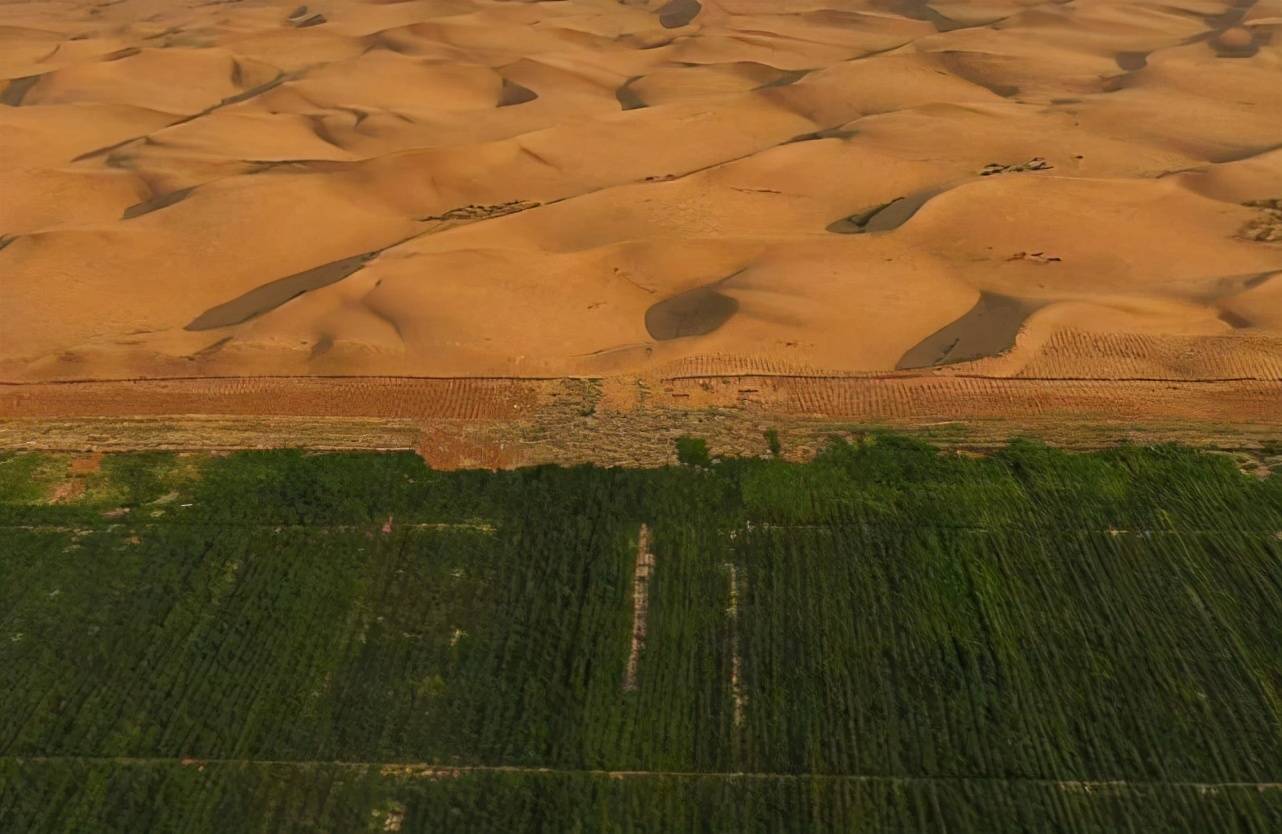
186,251,377,331
896,292,1044,369
645,279,740,340
657,0,701,28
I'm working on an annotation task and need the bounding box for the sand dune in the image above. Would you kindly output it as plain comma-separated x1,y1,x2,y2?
1,0,1281,382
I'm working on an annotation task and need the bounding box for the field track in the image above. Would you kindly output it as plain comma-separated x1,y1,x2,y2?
7,756,1282,791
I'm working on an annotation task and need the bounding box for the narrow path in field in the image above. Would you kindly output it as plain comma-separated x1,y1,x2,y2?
725,562,746,734
8,756,1282,791
623,523,655,692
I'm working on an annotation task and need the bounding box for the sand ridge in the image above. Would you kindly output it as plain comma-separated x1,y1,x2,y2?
2,0,1281,383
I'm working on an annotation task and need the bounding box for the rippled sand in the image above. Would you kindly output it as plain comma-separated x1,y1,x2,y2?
2,0,1281,381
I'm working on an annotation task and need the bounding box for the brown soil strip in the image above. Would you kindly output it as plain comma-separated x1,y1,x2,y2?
0,415,423,452
725,562,745,733
12,756,1282,790
3,377,1281,468
623,523,655,692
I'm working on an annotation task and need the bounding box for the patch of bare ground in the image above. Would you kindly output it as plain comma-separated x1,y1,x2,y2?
68,451,103,474
623,524,655,692
2,373,1281,469
47,477,86,503
45,452,104,502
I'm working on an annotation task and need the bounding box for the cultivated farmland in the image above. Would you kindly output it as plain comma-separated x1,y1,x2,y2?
1,437,1281,831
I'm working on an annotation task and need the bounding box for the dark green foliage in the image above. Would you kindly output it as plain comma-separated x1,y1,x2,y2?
765,428,781,457
2,436,1282,832
734,526,1282,781
98,452,182,507
676,436,711,467
0,453,49,503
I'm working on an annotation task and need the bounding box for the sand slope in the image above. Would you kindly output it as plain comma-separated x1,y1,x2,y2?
2,0,1281,382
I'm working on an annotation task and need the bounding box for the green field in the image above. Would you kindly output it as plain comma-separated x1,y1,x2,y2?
1,436,1281,832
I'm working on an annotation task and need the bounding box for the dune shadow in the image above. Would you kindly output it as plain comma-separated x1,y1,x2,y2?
827,187,945,234
896,292,1044,369
882,0,998,33
498,79,538,107
758,69,810,89
935,51,1019,97
2,75,41,106
122,187,195,220
1115,51,1149,71
789,126,857,144
657,0,701,28
615,77,646,110
645,280,740,340
186,251,377,331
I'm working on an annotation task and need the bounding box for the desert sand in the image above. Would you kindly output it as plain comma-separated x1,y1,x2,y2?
2,0,1282,384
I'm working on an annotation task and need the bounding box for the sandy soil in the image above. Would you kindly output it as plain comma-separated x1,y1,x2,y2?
2,0,1280,384
4,375,1281,469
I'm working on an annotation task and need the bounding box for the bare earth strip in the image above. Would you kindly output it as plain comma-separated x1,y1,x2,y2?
623,524,655,692
725,563,745,735
2,374,1280,467
8,756,1282,793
